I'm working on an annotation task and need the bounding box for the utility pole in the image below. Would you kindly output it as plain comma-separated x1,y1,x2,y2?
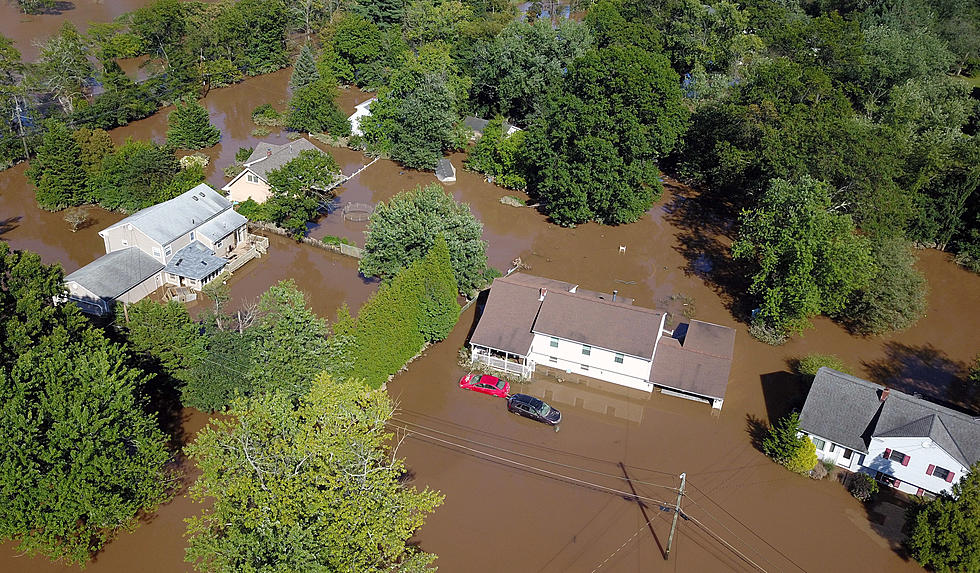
665,472,686,560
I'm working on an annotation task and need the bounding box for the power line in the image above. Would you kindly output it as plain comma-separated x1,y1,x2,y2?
587,515,661,573
392,415,682,493
684,513,769,573
387,421,674,507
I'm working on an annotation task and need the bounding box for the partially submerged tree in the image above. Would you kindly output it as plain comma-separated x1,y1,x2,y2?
166,98,221,149
286,77,350,135
289,43,320,90
732,177,875,338
184,373,443,572
762,412,817,475
25,120,87,210
360,183,492,294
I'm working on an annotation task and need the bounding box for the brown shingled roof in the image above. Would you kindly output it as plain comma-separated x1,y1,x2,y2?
468,278,541,356
649,320,735,400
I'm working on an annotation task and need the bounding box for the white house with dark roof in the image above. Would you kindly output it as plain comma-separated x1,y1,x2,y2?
65,184,253,315
463,116,521,139
222,138,326,204
799,368,980,497
468,273,736,409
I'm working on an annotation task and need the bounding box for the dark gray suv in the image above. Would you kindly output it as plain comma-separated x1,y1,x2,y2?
507,393,561,426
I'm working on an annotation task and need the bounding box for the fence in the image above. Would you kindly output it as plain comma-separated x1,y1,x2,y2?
225,234,270,274
247,221,364,259
342,202,374,222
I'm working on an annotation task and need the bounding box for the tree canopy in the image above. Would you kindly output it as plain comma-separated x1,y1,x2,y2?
360,183,492,294
185,373,443,573
166,98,221,149
906,461,980,572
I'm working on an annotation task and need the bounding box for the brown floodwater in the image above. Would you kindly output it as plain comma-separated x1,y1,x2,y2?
0,0,217,62
2,63,980,572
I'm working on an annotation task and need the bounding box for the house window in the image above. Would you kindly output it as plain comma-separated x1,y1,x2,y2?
121,239,129,246
581,344,591,356
550,337,558,348
165,245,172,257
811,437,826,451
580,364,589,372
247,173,260,183
932,466,951,481
614,353,624,364
548,356,557,364
829,443,836,453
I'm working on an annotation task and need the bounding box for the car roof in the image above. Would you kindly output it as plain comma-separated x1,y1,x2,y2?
510,393,543,406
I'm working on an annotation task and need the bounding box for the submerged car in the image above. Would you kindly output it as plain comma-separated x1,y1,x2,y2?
458,373,510,398
507,393,561,426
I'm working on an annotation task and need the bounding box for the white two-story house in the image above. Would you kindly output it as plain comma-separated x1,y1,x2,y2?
468,273,735,409
799,368,980,497
64,184,250,315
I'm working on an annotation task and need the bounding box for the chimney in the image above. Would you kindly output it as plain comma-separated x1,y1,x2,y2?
267,148,272,157
612,289,618,302
539,287,548,301
880,388,890,402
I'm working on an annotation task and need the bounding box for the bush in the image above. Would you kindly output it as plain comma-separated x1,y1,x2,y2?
251,104,283,126
795,353,851,376
784,439,818,474
236,198,272,221
748,317,788,346
236,146,254,163
848,473,879,502
179,152,210,169
762,412,817,474
809,460,829,480
322,235,355,246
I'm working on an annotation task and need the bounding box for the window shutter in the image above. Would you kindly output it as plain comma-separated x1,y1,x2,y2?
902,455,910,466
894,479,901,487
947,472,955,483
926,464,935,476
916,488,924,496
884,448,892,459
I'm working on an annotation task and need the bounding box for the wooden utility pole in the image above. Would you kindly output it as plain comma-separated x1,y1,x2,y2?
665,472,686,560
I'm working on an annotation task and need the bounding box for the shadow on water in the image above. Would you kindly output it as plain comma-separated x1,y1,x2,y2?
759,370,808,422
661,180,753,321
863,342,977,413
745,414,769,453
0,216,20,236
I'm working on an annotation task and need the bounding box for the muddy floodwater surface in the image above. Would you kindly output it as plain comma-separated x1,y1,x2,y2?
1,62,979,572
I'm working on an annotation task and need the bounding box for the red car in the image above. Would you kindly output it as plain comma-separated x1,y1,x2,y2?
458,373,510,398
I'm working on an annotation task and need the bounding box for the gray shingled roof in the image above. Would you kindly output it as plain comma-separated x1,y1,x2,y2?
164,242,227,280
798,368,884,453
197,209,247,242
464,116,517,135
799,368,980,464
65,248,163,300
436,158,455,180
102,184,232,246
244,138,321,180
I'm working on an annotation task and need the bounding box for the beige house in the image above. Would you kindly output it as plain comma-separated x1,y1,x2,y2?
222,138,323,204
65,184,253,315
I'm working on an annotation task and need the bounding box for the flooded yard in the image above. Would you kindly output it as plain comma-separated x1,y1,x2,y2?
1,60,979,572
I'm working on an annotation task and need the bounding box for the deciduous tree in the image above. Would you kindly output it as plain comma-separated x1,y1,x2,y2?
185,373,443,572
906,461,980,572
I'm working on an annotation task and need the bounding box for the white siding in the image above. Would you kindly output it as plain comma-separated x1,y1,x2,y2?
863,436,967,496
100,226,162,260
527,332,654,392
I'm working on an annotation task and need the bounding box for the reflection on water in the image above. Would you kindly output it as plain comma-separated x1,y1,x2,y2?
527,370,648,424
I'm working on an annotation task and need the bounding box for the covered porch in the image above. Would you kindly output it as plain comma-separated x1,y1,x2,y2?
470,344,534,379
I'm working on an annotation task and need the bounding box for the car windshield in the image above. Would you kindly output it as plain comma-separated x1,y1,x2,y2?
471,374,482,384
538,404,551,416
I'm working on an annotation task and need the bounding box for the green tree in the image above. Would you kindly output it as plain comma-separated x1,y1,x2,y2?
126,299,205,382
762,412,816,474
167,98,221,149
470,18,593,123
845,238,928,335
465,117,527,190
414,235,460,341
25,120,87,210
290,43,320,90
185,373,443,572
86,139,184,211
286,77,351,135
248,281,334,399
31,22,93,115
732,177,875,336
360,183,491,294
266,148,341,197
795,353,851,377
183,329,258,412
72,127,114,174
324,12,385,86
0,328,173,565
403,0,472,46
524,44,688,225
906,462,980,572
131,0,187,59
350,0,407,26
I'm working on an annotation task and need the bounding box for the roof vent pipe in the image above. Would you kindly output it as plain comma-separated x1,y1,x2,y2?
612,290,618,302
267,148,272,157
539,288,547,301
880,388,890,402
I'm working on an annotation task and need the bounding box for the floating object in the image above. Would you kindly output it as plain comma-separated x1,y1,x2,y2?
619,245,627,253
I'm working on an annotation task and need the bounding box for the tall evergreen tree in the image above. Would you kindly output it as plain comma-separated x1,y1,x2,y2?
290,43,320,90
25,120,87,210
415,235,460,342
166,98,221,149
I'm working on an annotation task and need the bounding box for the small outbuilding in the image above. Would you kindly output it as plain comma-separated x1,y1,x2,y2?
348,97,377,137
436,158,456,183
